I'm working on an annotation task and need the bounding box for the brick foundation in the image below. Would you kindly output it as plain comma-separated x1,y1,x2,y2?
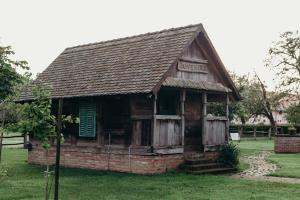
28,145,185,174
274,135,300,153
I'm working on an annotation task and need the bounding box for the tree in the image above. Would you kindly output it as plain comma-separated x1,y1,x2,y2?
266,31,300,93
252,73,284,129
229,72,252,125
266,31,300,128
230,72,284,135
0,45,29,162
286,102,300,125
14,85,55,200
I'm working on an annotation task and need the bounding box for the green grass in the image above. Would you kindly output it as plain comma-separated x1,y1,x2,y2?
268,153,300,178
234,137,300,179
1,149,300,200
234,138,274,156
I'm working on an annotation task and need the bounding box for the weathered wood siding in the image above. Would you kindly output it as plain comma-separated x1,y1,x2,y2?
203,117,226,146
184,92,203,151
154,117,181,146
130,95,153,146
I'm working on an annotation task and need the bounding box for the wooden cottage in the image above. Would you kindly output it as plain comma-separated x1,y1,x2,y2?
20,24,240,174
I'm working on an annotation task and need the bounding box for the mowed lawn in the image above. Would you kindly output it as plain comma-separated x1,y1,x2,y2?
268,153,300,178
1,149,300,200
234,137,274,156
235,137,300,178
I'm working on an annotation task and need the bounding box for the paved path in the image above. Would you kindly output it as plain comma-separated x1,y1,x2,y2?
232,151,300,184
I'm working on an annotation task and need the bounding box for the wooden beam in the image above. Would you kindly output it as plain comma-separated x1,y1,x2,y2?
180,89,186,146
54,98,63,200
156,115,181,120
202,92,207,149
96,102,103,147
152,93,158,148
225,93,230,142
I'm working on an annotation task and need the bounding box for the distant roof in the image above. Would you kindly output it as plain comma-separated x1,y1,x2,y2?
19,23,240,101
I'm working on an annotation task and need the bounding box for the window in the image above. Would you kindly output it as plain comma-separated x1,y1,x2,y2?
158,94,177,115
79,102,96,137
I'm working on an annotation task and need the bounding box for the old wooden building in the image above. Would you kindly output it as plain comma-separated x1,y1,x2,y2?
20,24,240,174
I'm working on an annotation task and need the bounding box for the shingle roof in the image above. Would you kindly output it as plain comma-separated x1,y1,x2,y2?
19,24,202,101
162,77,232,93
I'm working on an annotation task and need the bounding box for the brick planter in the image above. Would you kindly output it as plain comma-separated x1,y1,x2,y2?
274,135,300,153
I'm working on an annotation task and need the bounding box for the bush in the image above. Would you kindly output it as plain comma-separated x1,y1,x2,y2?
217,142,240,167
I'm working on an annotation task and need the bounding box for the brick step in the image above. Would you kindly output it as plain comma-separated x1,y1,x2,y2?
184,153,204,160
185,158,214,165
185,162,224,170
186,167,236,175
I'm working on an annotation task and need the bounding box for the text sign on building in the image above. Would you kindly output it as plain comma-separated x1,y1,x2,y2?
177,61,208,73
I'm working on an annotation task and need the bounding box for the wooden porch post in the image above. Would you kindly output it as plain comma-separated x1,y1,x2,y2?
180,89,186,146
54,98,63,200
225,93,230,142
202,92,207,150
152,93,158,148
96,102,104,147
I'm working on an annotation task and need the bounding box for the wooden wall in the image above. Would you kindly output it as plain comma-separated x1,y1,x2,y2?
184,92,203,151
171,40,218,83
203,117,226,147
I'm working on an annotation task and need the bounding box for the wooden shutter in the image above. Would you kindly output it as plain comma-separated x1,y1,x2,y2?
79,102,96,137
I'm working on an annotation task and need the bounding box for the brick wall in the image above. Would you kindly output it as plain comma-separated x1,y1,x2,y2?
274,136,300,153
28,145,185,174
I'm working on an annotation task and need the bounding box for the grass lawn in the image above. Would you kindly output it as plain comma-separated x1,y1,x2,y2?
1,149,300,200
235,137,300,179
234,137,274,156
268,153,300,178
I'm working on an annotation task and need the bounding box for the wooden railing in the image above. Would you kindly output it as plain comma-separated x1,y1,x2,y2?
155,115,181,147
203,116,227,148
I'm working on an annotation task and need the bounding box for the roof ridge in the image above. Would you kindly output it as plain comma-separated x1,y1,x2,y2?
65,23,202,52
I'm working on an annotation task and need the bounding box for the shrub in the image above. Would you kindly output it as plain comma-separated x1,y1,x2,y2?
217,142,240,167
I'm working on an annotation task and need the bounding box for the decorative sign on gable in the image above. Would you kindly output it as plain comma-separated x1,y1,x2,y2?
177,60,208,73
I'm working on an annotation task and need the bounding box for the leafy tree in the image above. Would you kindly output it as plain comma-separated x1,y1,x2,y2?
0,45,29,162
286,102,300,125
0,46,29,101
251,74,284,129
230,72,284,133
266,31,300,93
229,72,252,125
266,31,300,127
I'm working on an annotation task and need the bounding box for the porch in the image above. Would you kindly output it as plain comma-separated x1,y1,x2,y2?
46,88,230,155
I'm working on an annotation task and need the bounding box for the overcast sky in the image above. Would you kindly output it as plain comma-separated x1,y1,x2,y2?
1,0,299,90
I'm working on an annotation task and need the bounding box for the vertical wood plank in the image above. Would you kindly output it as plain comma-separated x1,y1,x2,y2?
180,89,186,146
152,94,159,147
225,93,230,142
202,92,207,149
132,121,142,146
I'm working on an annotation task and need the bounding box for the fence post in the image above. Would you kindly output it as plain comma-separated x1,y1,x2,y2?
268,127,272,139
23,134,27,149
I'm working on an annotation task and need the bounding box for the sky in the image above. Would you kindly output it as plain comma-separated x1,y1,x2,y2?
1,0,299,90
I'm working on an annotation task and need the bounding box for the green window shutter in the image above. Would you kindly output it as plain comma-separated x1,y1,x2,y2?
79,102,96,137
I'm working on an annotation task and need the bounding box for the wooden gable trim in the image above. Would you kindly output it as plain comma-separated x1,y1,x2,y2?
197,26,241,100
151,25,203,95
151,24,241,101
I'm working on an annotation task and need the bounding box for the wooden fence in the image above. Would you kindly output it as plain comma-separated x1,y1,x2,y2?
230,125,300,139
0,134,28,148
